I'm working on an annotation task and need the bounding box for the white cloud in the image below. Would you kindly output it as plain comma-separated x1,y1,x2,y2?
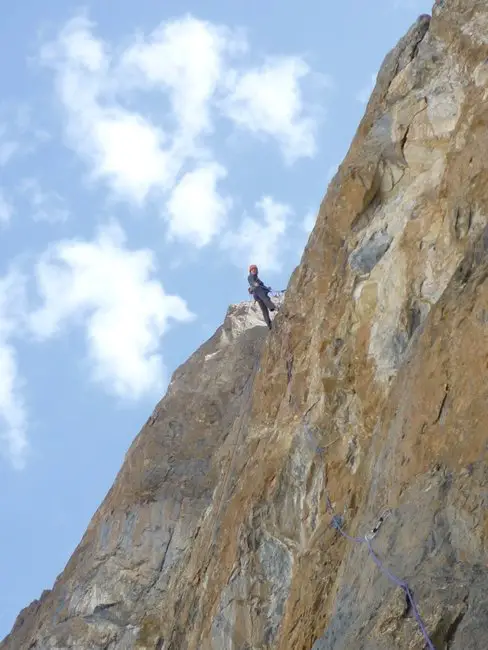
302,209,316,233
121,15,239,142
0,189,13,224
355,73,377,104
39,14,240,208
222,57,319,162
30,222,195,400
0,271,28,470
326,162,339,184
39,14,234,235
0,124,19,166
0,344,27,469
166,163,231,247
18,178,69,223
61,18,107,72
0,108,51,163
40,16,174,205
221,196,292,272
91,111,173,203
40,14,323,250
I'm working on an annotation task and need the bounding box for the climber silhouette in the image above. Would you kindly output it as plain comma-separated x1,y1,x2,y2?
248,264,276,329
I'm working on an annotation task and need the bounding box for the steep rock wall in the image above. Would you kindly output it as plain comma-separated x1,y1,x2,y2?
1,302,272,649
3,1,488,648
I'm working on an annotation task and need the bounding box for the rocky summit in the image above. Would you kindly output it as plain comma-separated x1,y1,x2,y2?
3,1,488,648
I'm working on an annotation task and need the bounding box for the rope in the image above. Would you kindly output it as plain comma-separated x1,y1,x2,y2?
325,496,436,649
298,403,435,647
246,288,286,300
270,289,286,298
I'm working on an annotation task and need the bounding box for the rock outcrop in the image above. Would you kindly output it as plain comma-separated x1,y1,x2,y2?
3,1,488,648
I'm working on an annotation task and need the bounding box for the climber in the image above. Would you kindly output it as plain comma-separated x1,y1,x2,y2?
248,264,276,329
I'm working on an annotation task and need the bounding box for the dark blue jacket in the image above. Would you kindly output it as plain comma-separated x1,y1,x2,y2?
248,273,270,299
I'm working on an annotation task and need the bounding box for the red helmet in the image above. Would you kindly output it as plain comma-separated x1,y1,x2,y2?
249,264,258,272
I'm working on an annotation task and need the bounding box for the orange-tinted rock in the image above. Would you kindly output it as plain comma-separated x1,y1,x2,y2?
3,2,488,648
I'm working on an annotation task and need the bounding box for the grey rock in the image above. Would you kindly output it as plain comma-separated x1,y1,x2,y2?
349,230,393,274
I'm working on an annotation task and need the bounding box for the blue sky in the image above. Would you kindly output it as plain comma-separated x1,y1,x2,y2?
0,0,432,638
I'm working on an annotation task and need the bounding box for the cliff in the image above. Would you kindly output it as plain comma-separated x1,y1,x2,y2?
3,1,488,648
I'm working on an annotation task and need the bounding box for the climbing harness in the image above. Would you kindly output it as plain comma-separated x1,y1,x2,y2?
326,496,436,650
248,289,285,300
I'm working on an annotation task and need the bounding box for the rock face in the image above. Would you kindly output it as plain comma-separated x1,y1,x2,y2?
3,1,488,648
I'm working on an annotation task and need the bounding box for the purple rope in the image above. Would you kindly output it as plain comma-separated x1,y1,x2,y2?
366,540,435,649
326,496,435,650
